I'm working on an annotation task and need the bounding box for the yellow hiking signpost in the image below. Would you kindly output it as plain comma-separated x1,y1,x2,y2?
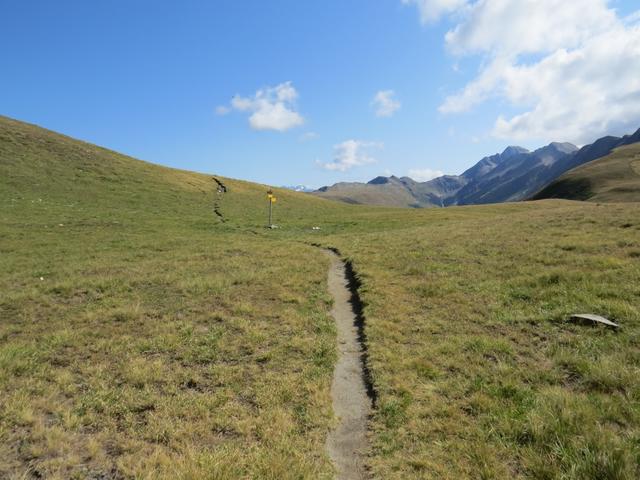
267,189,277,228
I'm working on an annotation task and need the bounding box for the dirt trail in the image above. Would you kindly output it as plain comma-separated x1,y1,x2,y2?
212,177,227,222
324,250,372,480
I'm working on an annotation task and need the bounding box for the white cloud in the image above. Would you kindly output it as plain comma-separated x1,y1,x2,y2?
223,81,304,131
402,0,467,24
444,0,616,56
215,105,231,115
626,10,640,24
411,0,640,143
492,26,640,142
320,140,382,172
299,131,319,141
372,90,401,117
439,56,510,113
408,168,444,181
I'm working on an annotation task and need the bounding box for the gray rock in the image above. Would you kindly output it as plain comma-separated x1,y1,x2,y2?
569,314,619,329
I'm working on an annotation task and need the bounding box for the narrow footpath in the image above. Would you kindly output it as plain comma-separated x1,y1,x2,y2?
324,250,372,480
212,177,227,222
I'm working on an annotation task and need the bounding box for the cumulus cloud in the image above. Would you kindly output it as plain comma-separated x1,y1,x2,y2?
372,90,401,117
412,0,640,143
491,26,640,142
408,168,444,181
222,81,304,131
320,140,382,172
215,105,231,115
444,0,616,56
402,0,467,24
299,131,319,141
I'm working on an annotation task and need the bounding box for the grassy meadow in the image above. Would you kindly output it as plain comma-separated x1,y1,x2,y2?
317,201,640,479
1,117,339,479
2,116,640,479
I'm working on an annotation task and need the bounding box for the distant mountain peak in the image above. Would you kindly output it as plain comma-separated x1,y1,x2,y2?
547,142,578,154
501,146,529,158
368,175,402,185
281,184,314,192
367,176,390,185
624,127,640,144
313,127,640,209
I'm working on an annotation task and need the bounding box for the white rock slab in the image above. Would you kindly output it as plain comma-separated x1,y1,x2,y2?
570,314,619,329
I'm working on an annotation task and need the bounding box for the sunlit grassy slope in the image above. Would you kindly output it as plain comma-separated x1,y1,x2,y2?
0,116,340,479
533,143,640,202
2,115,640,479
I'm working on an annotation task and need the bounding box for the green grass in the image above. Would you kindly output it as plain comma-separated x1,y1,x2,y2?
315,201,640,478
2,115,640,479
0,117,337,479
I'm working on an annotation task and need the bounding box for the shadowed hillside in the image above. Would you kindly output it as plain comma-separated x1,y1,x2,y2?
533,143,640,202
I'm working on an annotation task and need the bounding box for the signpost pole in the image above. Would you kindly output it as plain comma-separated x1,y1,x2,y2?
267,189,274,228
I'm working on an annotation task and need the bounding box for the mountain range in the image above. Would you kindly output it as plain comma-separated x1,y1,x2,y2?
281,185,315,193
312,128,640,208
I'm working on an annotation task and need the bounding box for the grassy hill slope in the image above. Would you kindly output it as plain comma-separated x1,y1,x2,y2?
0,115,352,230
2,116,640,479
311,181,424,208
0,116,341,479
533,143,640,202
0,115,217,227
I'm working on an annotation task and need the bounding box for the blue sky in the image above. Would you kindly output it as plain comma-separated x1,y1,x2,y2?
2,1,639,187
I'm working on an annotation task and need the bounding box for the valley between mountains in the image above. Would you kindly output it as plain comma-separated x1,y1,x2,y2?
313,128,640,208
2,115,640,479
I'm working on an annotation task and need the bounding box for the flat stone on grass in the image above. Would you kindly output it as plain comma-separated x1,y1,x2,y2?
569,313,619,329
